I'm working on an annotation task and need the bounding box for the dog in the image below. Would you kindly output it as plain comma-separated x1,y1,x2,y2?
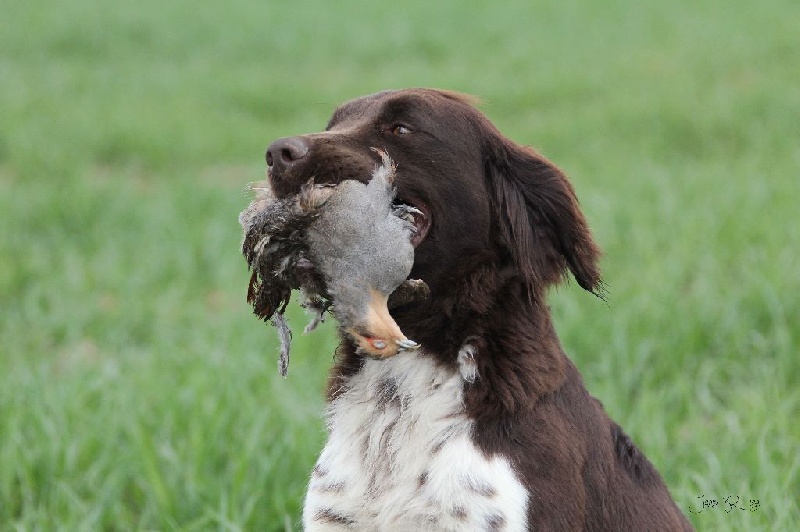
264,89,692,531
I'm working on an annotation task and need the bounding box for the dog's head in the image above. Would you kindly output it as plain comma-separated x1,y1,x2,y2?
267,89,601,338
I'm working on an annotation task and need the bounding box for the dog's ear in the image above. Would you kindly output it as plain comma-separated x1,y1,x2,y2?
486,139,602,299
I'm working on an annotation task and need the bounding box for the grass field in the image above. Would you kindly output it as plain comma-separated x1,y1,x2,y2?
1,0,798,529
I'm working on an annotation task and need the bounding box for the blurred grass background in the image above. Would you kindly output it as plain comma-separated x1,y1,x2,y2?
1,0,798,529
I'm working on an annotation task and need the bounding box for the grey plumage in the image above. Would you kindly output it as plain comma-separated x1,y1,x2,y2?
240,152,428,375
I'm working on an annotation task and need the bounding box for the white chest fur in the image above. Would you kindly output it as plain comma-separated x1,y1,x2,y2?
303,351,529,531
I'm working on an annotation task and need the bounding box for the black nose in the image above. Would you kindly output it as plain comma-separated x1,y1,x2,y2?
266,136,310,174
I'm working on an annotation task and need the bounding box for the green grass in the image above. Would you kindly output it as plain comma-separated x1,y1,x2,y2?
1,0,798,529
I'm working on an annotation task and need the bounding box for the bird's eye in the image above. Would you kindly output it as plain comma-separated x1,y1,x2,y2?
389,124,412,135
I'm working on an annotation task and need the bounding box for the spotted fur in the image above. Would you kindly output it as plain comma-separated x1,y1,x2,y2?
303,350,528,531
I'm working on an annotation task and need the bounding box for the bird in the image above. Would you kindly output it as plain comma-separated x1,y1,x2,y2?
305,150,422,359
240,151,425,375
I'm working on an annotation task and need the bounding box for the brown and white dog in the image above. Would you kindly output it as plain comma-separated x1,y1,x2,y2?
265,89,692,531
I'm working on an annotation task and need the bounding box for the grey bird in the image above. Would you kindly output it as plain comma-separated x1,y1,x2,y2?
240,151,426,374
305,151,421,358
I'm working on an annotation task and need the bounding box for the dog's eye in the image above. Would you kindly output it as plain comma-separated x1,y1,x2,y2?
389,124,412,135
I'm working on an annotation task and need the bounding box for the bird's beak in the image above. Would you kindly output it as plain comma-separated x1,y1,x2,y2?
346,288,419,358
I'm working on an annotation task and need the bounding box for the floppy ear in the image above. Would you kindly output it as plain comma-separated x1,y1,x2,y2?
487,139,603,299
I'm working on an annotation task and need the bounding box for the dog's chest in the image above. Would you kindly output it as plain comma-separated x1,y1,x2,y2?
303,352,528,531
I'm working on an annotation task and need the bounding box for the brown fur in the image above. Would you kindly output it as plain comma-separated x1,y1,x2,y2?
266,88,692,530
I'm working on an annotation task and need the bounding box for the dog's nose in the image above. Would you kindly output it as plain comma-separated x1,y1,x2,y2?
266,136,310,174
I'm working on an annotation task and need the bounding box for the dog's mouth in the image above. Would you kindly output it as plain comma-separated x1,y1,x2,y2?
395,197,431,247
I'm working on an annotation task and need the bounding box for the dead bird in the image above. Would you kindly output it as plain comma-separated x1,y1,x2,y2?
240,151,428,375
306,152,425,358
